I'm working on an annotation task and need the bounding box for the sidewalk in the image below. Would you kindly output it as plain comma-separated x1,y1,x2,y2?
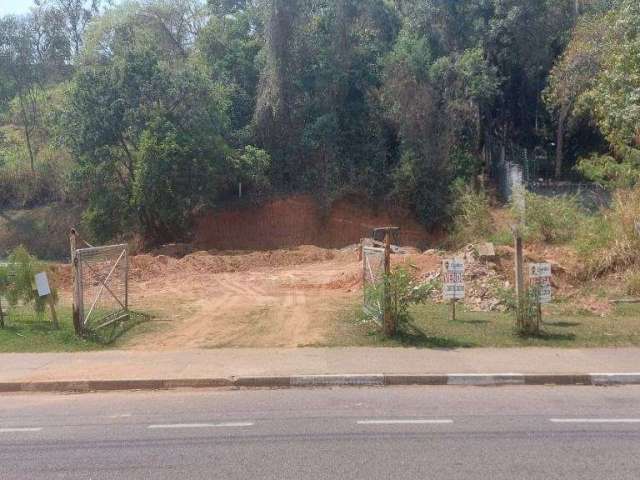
2,347,640,392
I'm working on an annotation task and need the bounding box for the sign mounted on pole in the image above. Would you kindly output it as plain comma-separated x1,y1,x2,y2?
442,259,465,301
528,263,552,304
35,272,51,297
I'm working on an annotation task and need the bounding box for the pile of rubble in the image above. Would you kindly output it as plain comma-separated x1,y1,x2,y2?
422,243,512,312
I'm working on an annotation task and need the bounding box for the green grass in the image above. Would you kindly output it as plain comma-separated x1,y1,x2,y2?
325,302,640,348
0,305,150,352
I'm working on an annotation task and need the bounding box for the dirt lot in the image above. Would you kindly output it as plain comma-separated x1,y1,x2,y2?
51,244,445,350
51,240,591,350
127,248,364,349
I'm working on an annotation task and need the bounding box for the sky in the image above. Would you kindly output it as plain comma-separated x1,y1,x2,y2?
0,0,35,16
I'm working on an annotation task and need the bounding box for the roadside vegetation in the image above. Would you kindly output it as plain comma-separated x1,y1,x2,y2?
331,302,640,349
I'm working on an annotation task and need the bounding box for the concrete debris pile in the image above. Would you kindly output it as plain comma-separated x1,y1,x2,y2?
422,244,512,312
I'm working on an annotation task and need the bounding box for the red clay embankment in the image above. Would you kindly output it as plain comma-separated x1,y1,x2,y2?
194,195,438,250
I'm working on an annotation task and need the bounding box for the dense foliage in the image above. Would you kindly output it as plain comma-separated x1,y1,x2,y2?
0,0,637,243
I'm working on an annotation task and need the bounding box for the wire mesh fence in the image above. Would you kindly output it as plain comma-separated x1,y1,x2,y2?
362,246,385,324
75,244,129,333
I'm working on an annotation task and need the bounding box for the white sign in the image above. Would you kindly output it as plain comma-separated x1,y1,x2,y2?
528,263,552,304
35,272,51,297
443,259,465,300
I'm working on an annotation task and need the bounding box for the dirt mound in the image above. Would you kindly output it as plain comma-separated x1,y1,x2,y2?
51,245,354,289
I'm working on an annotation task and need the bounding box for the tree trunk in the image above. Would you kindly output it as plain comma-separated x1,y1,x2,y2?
555,104,570,179
18,93,36,173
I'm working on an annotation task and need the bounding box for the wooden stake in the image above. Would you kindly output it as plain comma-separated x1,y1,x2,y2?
48,295,59,330
514,232,525,330
537,300,542,332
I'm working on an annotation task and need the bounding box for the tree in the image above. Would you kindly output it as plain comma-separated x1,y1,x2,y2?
65,6,233,241
545,14,608,178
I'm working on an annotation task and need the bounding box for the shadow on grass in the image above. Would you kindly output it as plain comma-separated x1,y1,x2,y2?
393,321,475,349
518,330,576,342
544,321,582,328
87,312,152,345
450,319,491,326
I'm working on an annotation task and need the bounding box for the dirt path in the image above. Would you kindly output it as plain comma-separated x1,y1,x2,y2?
122,255,362,350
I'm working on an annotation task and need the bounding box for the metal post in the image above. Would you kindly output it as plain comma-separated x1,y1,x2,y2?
451,299,456,322
0,295,4,329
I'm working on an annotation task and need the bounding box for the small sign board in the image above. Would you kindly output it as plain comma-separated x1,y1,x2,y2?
35,272,51,297
443,259,465,300
527,263,552,304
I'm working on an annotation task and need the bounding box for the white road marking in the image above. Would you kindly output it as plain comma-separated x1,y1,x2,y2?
148,422,254,430
0,428,42,433
550,419,640,424
357,419,453,425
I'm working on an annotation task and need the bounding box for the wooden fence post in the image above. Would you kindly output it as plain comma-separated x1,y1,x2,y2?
70,229,82,336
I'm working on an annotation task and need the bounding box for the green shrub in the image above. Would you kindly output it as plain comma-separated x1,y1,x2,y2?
493,283,541,335
450,182,494,247
521,193,585,244
365,266,436,332
0,246,58,317
489,228,514,246
574,188,640,279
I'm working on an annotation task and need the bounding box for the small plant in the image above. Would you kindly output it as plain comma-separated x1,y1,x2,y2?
492,283,541,335
365,267,436,332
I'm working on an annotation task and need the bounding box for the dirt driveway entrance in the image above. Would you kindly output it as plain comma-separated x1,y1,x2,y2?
118,247,362,349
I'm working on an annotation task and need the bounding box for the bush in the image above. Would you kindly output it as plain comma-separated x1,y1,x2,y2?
450,182,494,247
521,193,585,244
365,266,436,331
1,246,58,314
493,284,541,335
574,188,640,279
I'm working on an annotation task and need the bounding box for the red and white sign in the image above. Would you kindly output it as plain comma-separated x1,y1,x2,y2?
528,263,552,304
443,259,465,301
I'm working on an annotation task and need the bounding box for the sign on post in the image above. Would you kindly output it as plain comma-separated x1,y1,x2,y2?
528,263,552,304
35,272,51,297
443,259,465,301
35,272,58,329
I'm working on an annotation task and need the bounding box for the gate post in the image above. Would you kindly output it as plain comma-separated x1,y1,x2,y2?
70,229,82,336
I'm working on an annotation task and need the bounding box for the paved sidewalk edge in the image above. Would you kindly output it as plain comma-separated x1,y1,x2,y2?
2,373,640,393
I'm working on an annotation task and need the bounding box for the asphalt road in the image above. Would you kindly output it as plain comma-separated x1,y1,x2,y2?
2,386,640,479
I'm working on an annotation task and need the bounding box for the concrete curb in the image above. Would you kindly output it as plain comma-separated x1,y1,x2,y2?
2,373,640,393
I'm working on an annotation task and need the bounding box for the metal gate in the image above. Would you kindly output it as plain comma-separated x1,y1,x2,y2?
362,246,385,324
74,244,129,333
